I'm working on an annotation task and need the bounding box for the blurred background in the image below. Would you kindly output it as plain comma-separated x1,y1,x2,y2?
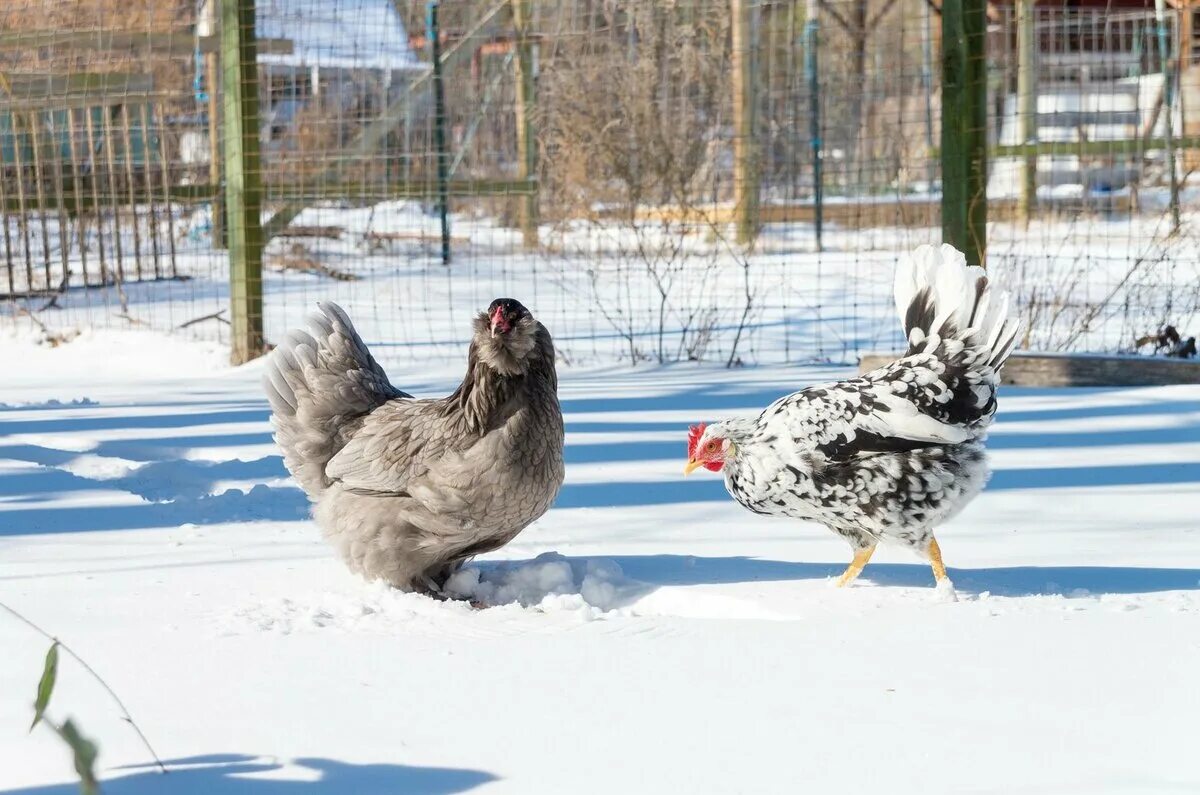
1,0,1198,367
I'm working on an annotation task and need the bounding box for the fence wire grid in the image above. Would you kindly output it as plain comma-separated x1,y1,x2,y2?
2,0,1199,366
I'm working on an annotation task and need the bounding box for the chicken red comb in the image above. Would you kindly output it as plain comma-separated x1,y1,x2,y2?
687,423,707,458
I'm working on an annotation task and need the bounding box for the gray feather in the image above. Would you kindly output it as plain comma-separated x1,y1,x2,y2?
264,301,564,594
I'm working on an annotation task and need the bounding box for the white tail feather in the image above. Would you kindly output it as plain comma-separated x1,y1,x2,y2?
895,243,1021,371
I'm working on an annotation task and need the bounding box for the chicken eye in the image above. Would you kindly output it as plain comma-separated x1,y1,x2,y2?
705,440,719,452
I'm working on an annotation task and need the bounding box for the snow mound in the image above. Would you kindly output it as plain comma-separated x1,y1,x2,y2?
445,553,640,613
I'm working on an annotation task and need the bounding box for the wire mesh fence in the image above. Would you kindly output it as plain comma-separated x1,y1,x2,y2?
1,0,1198,366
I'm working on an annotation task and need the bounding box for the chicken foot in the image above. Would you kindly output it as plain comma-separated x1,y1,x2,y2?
835,545,877,587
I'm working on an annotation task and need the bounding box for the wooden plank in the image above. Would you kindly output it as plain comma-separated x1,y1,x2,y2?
1036,110,1141,128
0,178,535,211
955,135,1200,158
1,72,154,98
859,351,1200,387
221,0,267,365
275,225,344,240
627,193,1137,228
940,0,987,267
0,30,292,57
0,90,171,113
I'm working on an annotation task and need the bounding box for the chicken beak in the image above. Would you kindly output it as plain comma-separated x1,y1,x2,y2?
683,458,704,476
490,307,508,338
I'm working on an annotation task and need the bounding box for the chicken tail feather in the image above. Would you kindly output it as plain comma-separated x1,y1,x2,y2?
894,243,1021,373
263,302,408,496
890,244,1021,428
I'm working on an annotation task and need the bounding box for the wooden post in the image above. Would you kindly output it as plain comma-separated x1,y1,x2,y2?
139,103,163,278
1182,3,1200,174
512,0,538,248
804,0,822,252
0,153,14,295
82,110,110,286
119,105,145,281
11,117,35,292
199,0,225,248
221,0,266,363
28,113,54,288
731,0,759,246
941,0,988,268
46,111,74,284
101,108,127,283
1016,0,1037,225
155,104,179,278
65,109,91,287
1155,0,1181,234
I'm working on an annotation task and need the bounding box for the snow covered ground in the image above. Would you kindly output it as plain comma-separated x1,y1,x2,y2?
1,327,1198,794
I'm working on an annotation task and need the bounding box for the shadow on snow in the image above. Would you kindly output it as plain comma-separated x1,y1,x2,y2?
2,754,495,795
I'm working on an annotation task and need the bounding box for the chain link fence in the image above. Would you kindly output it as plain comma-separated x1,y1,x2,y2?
2,0,1197,366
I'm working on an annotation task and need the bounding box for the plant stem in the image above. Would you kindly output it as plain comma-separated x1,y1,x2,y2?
0,600,168,774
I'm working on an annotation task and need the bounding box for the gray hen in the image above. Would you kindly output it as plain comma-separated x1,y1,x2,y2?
263,299,564,594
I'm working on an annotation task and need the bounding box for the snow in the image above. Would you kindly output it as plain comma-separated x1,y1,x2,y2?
255,0,422,72
8,193,1200,367
1,328,1198,794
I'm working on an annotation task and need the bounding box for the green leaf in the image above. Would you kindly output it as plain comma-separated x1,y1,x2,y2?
55,719,100,795
30,642,59,732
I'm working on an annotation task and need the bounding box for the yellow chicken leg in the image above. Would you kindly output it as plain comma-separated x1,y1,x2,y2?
836,546,876,587
927,537,949,583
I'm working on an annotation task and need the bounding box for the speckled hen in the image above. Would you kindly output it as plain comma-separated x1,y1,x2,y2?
263,299,564,595
684,244,1020,592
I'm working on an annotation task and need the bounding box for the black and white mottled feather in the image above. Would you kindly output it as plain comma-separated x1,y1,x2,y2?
691,244,1020,582
264,300,565,594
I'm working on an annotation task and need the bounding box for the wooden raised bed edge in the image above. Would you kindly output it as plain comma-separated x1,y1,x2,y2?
858,351,1200,387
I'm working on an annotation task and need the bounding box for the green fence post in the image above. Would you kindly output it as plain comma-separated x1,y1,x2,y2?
941,0,987,267
427,0,452,266
221,0,266,363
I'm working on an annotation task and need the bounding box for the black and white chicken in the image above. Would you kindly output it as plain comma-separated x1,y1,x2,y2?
684,244,1020,593
263,299,565,595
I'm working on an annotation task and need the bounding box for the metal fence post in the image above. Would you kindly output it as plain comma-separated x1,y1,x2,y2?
221,0,266,364
804,0,822,252
941,0,987,268
426,0,452,266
